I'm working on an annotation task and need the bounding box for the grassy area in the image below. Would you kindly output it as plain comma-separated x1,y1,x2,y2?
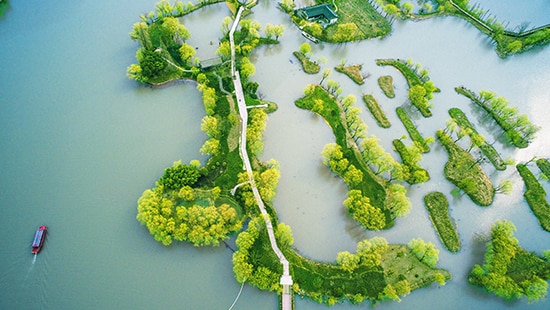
293,51,320,74
448,108,506,170
423,192,460,253
396,107,430,153
536,158,550,179
516,164,550,232
286,242,450,304
437,130,494,206
0,0,8,17
363,94,390,128
378,75,395,98
335,64,365,85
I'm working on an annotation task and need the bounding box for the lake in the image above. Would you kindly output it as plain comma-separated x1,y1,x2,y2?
1,0,549,309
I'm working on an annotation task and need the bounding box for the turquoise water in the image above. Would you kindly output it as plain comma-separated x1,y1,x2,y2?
1,0,549,309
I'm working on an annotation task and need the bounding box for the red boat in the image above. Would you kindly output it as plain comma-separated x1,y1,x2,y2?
31,226,47,254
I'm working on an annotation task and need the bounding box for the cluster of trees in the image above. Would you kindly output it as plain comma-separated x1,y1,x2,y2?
445,107,510,171
392,139,430,184
129,16,194,80
469,220,550,302
407,238,440,268
264,24,285,40
238,161,281,204
136,185,242,246
246,108,268,156
233,216,291,291
477,90,539,147
333,23,359,43
343,189,386,230
360,135,405,181
336,237,390,271
321,144,364,187
157,160,201,190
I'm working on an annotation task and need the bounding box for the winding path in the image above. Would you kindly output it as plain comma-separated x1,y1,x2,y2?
229,6,293,310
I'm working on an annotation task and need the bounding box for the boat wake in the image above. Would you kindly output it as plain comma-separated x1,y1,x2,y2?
32,254,37,265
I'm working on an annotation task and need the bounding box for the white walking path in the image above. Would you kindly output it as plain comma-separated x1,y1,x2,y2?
229,6,293,310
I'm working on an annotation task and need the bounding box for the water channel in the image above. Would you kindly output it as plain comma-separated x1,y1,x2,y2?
1,0,549,309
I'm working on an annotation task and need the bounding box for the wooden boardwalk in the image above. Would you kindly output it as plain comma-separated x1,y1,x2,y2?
229,6,293,310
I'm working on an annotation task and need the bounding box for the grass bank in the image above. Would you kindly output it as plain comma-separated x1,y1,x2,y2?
437,130,494,206
448,107,506,170
423,192,460,253
516,164,550,232
363,94,390,128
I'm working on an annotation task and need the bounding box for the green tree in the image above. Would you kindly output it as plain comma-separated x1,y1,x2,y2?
200,115,220,138
334,23,358,42
158,160,201,190
336,251,360,272
179,43,196,64
299,42,312,57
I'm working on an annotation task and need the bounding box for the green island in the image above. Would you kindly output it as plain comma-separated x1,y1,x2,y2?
293,43,320,74
447,107,507,170
376,58,439,117
436,129,494,206
377,75,395,98
455,86,539,148
396,107,431,153
298,84,411,230
0,0,8,17
392,139,429,184
536,158,550,180
423,192,460,253
362,94,390,128
125,0,550,307
335,63,365,85
286,0,550,58
469,220,550,302
516,164,550,232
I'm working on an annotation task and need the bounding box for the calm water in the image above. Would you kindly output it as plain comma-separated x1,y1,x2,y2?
1,0,549,309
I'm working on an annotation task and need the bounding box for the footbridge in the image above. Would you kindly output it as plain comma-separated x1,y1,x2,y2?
229,5,293,310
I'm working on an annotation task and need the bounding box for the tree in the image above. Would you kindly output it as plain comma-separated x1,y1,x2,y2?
299,42,312,57
178,43,196,65
139,49,167,79
334,23,358,42
320,68,332,85
239,57,256,80
408,238,439,267
495,180,513,195
200,115,220,138
200,138,220,155
216,41,232,59
344,190,386,230
158,160,201,190
336,251,359,272
401,2,413,15
275,223,294,248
